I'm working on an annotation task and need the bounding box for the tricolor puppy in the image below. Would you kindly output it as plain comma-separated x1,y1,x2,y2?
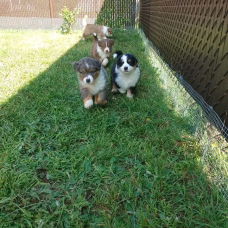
82,15,112,40
111,51,140,98
90,33,114,67
72,57,108,109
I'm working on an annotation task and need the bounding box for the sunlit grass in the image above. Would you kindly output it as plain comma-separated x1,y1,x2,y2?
0,30,82,103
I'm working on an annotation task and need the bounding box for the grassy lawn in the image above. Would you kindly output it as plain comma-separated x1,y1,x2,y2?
0,29,228,227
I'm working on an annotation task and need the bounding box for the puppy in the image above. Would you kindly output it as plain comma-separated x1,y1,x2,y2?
82,15,112,40
111,51,140,98
90,33,114,67
72,57,108,109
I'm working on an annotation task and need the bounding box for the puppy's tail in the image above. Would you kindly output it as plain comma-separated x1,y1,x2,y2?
93,33,98,41
113,50,123,59
83,15,88,27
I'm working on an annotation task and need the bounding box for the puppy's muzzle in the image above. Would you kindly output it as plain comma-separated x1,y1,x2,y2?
104,47,110,54
83,75,94,84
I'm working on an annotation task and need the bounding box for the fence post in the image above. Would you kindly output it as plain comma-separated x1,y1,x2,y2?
49,0,54,28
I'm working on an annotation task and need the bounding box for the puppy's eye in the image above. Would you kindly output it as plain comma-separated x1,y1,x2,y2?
90,69,96,73
128,60,131,63
118,59,124,65
78,69,85,73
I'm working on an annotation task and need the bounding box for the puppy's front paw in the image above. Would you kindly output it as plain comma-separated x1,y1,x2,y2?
102,58,109,67
127,90,134,98
111,88,118,93
84,99,93,109
111,83,118,93
118,88,126,94
98,100,107,106
127,93,134,98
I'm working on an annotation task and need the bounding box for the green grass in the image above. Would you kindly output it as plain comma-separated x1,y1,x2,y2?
0,29,228,228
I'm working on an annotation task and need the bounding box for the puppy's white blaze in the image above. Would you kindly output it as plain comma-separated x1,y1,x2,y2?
84,99,93,109
83,75,94,84
120,55,134,73
113,53,118,58
85,63,89,69
93,32,97,36
104,43,110,53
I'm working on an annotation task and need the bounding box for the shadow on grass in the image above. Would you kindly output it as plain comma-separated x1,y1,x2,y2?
0,29,228,227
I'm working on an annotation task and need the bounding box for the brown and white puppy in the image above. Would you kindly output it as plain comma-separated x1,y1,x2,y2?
82,15,112,40
72,57,108,109
90,33,114,67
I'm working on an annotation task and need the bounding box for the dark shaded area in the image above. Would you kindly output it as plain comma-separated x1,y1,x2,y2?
95,0,137,28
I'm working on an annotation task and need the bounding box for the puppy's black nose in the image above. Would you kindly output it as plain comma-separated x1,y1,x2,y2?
124,66,128,71
86,78,90,83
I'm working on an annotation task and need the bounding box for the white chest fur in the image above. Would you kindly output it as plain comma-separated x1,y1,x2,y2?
97,44,110,60
115,67,140,90
80,70,106,96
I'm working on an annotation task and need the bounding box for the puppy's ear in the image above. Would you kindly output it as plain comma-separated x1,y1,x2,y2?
97,40,102,46
72,61,79,72
133,57,138,66
109,39,114,46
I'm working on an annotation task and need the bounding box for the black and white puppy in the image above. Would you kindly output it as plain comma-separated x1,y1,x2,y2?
111,51,140,98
